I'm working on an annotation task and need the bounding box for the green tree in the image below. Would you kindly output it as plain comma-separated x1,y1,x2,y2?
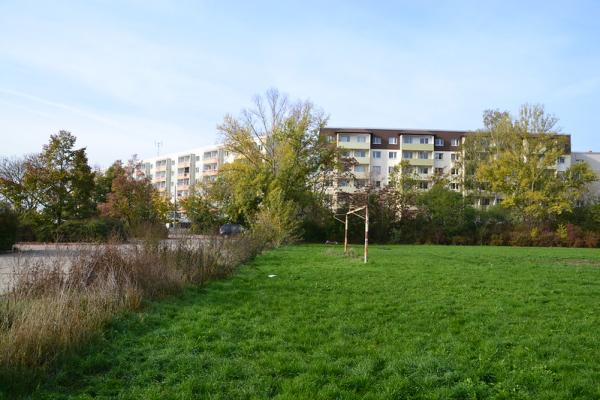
179,189,219,234
387,160,421,218
417,183,476,243
0,202,18,251
21,131,96,233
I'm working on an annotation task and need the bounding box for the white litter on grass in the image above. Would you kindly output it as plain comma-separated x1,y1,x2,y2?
268,274,277,278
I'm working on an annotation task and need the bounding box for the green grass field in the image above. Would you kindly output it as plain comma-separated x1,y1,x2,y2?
12,245,600,399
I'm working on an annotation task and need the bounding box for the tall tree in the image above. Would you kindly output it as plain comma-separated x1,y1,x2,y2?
22,131,96,229
463,104,597,226
210,89,335,227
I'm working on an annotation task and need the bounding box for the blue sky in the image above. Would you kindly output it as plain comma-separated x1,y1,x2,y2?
1,0,599,167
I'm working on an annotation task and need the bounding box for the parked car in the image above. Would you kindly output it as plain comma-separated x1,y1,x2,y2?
219,223,245,236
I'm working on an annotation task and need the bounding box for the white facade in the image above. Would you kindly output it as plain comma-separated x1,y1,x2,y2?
141,144,233,202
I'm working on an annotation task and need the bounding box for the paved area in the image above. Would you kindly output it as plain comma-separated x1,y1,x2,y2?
0,237,223,293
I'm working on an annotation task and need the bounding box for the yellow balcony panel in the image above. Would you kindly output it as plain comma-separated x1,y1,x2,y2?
338,141,370,150
401,143,434,151
407,159,434,166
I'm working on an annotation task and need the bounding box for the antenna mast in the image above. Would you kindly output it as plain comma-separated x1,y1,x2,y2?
154,141,163,157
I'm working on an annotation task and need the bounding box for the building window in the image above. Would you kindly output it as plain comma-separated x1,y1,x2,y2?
354,150,367,157
419,181,429,189
435,167,444,175
451,138,460,146
402,151,413,159
435,153,443,160
418,151,429,160
354,165,366,173
203,151,218,159
450,183,459,190
372,151,381,158
481,198,491,206
389,151,397,159
340,135,351,142
558,157,565,164
327,135,336,143
435,138,444,146
451,168,459,175
372,166,381,174
418,167,429,174
420,137,429,144
339,180,349,187
356,136,367,143
388,166,395,174
451,153,460,161
375,181,381,188
403,136,413,144
372,136,382,144
389,137,398,145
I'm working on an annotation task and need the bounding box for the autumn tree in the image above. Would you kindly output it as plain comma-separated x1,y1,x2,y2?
463,104,597,226
98,159,170,233
0,156,38,214
209,89,335,239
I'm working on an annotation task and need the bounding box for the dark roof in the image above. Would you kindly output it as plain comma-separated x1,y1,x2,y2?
321,127,468,151
320,127,571,152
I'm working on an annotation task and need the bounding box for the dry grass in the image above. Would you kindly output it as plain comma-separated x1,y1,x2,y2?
0,234,262,380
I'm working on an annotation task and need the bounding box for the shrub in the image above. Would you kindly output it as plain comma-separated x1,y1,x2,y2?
55,218,126,243
0,203,18,251
509,230,532,247
250,188,300,248
129,221,168,241
489,234,506,246
584,231,599,248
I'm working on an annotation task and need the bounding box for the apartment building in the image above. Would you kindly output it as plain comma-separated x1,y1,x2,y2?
321,127,576,206
322,128,470,193
572,152,600,197
140,145,234,202
139,128,597,208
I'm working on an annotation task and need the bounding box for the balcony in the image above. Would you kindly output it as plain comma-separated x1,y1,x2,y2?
337,134,371,150
406,158,434,167
203,169,218,176
202,157,218,164
400,136,434,152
